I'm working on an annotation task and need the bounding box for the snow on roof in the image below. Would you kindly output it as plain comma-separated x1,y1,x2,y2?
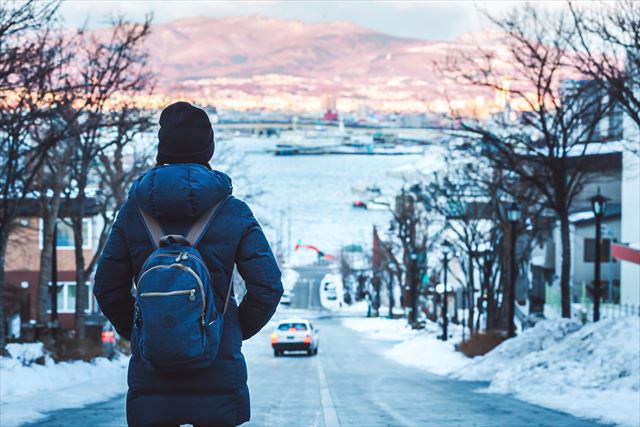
569,210,594,223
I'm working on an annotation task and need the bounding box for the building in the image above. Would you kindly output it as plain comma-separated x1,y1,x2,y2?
3,198,104,337
613,101,640,306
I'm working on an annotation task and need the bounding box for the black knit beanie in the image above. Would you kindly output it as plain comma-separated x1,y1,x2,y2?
156,101,214,166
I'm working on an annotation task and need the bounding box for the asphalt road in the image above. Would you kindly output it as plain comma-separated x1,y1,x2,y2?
27,266,609,427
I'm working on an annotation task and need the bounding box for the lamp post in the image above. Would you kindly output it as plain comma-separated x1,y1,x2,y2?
50,221,59,327
441,241,451,341
506,202,521,338
590,188,608,322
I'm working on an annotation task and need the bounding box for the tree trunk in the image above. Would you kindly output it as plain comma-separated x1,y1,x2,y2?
559,215,572,318
73,213,87,339
37,214,54,324
37,194,62,324
72,170,89,339
0,226,10,354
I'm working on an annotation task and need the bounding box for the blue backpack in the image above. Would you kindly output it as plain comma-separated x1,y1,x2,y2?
131,196,231,373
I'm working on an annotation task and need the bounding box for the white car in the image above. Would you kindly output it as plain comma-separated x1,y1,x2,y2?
280,290,293,305
271,319,319,356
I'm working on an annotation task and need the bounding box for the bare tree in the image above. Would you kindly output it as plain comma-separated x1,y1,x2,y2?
385,188,441,327
0,0,63,352
440,4,613,318
33,103,81,325
88,104,156,277
62,16,153,338
569,0,640,137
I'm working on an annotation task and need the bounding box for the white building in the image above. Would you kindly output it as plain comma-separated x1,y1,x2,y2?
614,108,640,306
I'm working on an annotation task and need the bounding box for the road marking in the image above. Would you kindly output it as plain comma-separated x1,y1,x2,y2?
307,278,313,309
370,376,412,427
316,358,340,427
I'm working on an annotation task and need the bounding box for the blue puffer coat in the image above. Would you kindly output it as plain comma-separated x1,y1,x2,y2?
94,164,283,427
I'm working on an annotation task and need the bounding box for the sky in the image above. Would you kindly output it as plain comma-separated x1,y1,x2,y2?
58,1,563,41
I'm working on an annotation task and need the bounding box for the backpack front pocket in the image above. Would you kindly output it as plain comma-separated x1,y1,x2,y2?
137,265,206,363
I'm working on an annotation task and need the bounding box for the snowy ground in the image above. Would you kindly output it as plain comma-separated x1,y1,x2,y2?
344,316,640,427
0,343,129,427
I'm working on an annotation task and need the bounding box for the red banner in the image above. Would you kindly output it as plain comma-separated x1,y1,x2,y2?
611,243,640,265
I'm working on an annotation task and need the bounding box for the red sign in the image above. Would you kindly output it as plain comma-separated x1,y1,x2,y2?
611,243,640,265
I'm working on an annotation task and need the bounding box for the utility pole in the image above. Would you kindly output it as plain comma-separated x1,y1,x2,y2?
507,202,521,338
442,249,449,341
468,250,475,336
590,189,607,322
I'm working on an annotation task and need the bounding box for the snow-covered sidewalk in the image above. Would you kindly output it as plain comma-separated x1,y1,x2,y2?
343,316,640,427
0,343,129,426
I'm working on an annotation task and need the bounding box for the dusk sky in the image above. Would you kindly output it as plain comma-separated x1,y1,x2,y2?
58,1,565,41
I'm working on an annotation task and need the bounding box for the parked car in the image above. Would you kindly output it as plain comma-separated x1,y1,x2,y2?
322,280,338,300
271,319,319,356
280,290,293,305
101,322,117,359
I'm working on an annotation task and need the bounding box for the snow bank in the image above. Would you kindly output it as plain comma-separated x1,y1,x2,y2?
387,335,470,376
1,344,129,426
281,268,299,292
343,317,416,341
345,316,640,426
5,342,52,366
344,317,469,375
457,319,582,382
460,317,640,427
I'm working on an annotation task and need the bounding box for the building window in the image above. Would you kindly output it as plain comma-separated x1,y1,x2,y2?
39,218,92,250
46,282,93,314
584,238,612,263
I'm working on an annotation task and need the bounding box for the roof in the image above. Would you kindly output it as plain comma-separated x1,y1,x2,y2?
569,203,621,225
4,197,104,218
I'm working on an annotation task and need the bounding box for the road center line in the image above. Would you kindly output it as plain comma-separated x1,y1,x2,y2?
316,358,340,427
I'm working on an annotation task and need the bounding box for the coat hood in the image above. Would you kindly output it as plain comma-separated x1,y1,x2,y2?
129,164,232,221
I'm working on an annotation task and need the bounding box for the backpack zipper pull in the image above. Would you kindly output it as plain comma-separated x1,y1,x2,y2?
188,289,196,302
181,253,188,261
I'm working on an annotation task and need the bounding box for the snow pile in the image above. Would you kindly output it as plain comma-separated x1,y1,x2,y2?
457,319,582,381
281,268,299,292
343,317,416,341
344,317,468,375
345,315,640,426
1,344,129,426
387,334,470,376
5,342,52,366
461,317,640,426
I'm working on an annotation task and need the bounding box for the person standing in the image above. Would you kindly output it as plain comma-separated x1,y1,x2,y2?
94,101,283,427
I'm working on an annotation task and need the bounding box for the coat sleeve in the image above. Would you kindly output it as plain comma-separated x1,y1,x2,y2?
93,200,135,340
235,205,283,340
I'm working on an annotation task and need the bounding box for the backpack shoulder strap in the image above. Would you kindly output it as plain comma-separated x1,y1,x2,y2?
136,205,164,250
185,195,231,248
223,275,234,315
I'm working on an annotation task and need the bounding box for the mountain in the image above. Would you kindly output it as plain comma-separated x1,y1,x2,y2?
147,16,433,82
130,16,500,112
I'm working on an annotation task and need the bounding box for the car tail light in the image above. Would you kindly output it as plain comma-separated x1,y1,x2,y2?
303,335,311,344
288,327,297,332
271,332,278,344
101,331,115,343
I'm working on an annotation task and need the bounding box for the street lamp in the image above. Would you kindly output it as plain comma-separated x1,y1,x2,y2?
441,241,451,341
590,188,608,322
506,202,521,338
